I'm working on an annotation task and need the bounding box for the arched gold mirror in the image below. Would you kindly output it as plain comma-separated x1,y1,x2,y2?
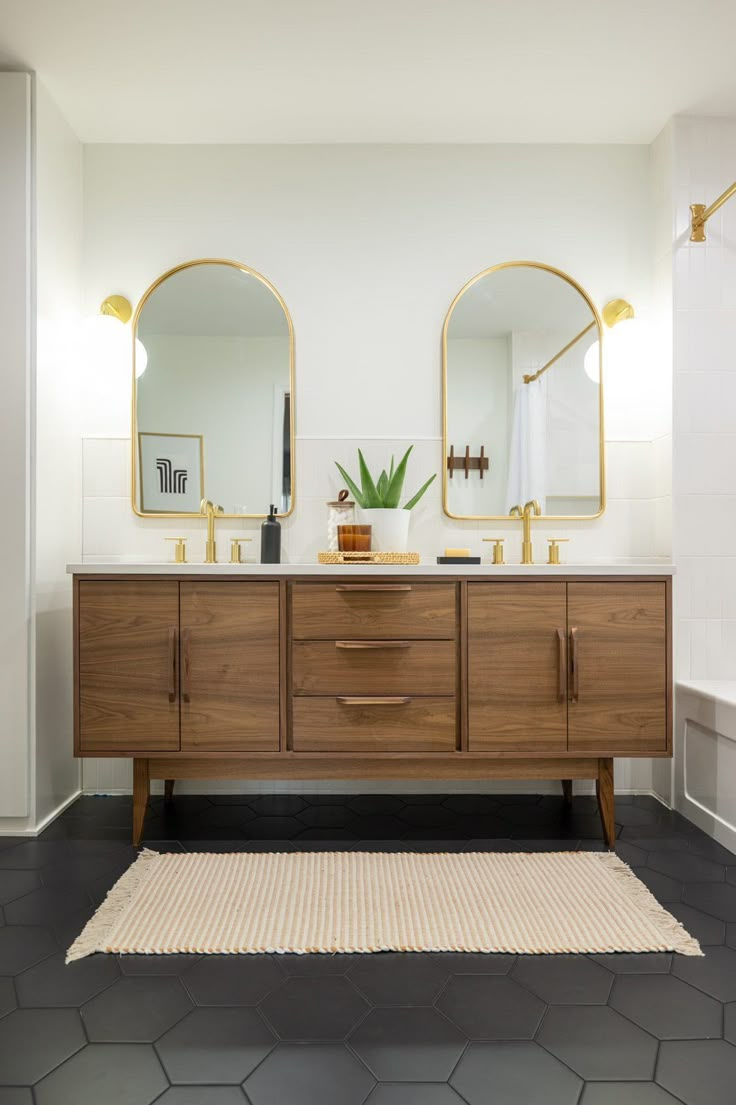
132,258,295,518
442,261,604,520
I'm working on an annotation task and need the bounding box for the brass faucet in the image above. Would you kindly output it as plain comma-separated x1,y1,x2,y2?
509,499,541,564
200,498,224,564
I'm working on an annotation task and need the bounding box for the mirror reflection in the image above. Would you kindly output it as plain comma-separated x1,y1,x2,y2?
133,260,294,517
443,262,603,520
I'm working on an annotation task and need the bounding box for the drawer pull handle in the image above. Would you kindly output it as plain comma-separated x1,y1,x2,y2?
167,627,177,703
569,626,580,702
335,640,411,650
556,627,566,703
182,628,192,703
334,584,412,593
336,696,411,706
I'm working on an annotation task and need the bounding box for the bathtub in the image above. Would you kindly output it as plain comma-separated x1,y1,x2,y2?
675,680,736,853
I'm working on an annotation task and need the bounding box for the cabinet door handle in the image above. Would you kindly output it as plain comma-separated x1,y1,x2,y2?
335,640,412,650
336,696,411,706
168,627,177,703
556,627,566,703
334,585,412,593
181,628,192,703
569,626,579,702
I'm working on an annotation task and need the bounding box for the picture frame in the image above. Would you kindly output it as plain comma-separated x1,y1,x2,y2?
138,432,205,514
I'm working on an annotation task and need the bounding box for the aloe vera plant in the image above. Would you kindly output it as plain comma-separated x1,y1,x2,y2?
335,446,436,510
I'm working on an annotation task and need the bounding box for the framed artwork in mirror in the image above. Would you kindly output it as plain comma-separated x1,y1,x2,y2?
138,432,204,514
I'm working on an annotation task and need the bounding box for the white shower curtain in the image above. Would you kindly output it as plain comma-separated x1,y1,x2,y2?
505,376,547,512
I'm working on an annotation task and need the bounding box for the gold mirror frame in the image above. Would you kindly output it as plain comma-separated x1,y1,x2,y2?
441,260,605,522
131,257,296,519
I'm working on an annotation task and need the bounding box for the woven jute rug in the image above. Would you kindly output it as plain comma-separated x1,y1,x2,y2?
66,849,702,962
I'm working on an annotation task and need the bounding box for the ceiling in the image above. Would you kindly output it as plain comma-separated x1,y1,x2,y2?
1,0,735,144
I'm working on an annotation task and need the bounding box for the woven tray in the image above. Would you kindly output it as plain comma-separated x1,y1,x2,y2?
318,551,421,565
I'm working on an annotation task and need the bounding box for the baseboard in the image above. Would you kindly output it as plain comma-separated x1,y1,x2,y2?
0,789,82,838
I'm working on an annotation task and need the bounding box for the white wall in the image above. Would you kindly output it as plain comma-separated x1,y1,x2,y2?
78,142,666,797
0,73,33,822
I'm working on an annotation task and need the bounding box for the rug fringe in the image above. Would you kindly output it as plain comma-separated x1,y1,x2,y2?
594,852,703,957
66,848,160,963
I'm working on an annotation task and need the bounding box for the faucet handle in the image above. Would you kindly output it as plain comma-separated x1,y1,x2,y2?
229,538,252,565
165,537,188,564
547,538,569,565
482,538,506,565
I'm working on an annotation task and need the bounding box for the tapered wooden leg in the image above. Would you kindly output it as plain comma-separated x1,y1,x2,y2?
133,758,150,847
164,779,175,803
561,779,573,805
596,758,615,849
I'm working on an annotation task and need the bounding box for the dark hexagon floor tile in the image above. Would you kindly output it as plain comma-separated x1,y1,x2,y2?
399,805,456,828
667,903,725,945
613,806,662,828
259,976,369,1039
34,1043,168,1105
348,1007,466,1081
15,950,119,1007
0,841,69,869
631,868,682,903
0,978,15,1018
647,850,725,883
40,855,129,890
82,976,194,1041
462,838,517,852
443,795,500,815
0,1091,33,1104
346,816,407,839
244,1042,374,1105
248,796,307,817
275,953,360,976
537,1005,658,1081
580,1083,686,1104
725,1003,736,1045
45,903,96,951
156,1008,275,1083
241,817,303,840
3,884,91,926
609,973,721,1039
511,955,612,1005
348,953,448,1004
294,828,359,842
0,925,57,974
437,975,545,1039
589,952,672,974
119,954,203,976
182,955,284,1006
153,1090,248,1105
348,795,405,816
0,869,40,906
657,1039,736,1105
687,835,736,864
450,1040,582,1105
672,944,736,1002
683,882,736,920
431,952,516,974
193,807,257,830
298,805,352,828
365,1084,465,1104
0,1008,84,1084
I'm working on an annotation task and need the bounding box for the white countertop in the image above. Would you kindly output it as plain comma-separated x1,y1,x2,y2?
67,560,675,577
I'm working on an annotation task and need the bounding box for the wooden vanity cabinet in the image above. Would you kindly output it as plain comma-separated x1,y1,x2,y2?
73,572,672,848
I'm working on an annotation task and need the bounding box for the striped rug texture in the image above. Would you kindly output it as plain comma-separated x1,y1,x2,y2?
67,849,702,961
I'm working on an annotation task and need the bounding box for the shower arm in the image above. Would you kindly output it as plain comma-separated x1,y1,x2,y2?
690,181,736,242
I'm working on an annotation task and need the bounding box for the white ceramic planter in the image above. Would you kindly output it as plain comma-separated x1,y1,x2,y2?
358,508,411,552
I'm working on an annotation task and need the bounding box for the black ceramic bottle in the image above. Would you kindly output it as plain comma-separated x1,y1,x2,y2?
260,504,281,564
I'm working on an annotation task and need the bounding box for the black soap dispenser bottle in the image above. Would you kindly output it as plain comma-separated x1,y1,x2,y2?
261,504,281,564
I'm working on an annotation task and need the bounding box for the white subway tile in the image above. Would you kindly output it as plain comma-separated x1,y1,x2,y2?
82,438,129,497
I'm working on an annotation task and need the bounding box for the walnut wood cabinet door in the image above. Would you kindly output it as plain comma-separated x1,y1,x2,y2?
179,582,280,751
77,580,180,752
567,582,667,754
468,583,568,752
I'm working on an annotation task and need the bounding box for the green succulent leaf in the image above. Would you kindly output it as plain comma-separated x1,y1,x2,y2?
403,472,436,510
383,446,413,508
358,450,383,508
388,456,395,483
334,462,366,508
377,470,389,503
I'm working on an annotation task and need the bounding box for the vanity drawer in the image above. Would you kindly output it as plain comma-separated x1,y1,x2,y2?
290,582,457,639
292,696,457,752
292,639,456,696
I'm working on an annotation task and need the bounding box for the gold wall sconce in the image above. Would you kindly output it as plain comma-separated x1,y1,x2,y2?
100,294,133,323
95,294,148,377
690,181,736,242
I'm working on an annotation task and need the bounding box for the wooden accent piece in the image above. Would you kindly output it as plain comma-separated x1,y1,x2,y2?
468,583,568,752
291,582,456,639
567,583,667,753
597,758,615,849
179,582,280,751
77,580,180,752
292,640,456,696
133,758,149,846
292,697,456,752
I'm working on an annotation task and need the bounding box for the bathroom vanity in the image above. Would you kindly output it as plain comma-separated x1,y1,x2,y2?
69,563,673,847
